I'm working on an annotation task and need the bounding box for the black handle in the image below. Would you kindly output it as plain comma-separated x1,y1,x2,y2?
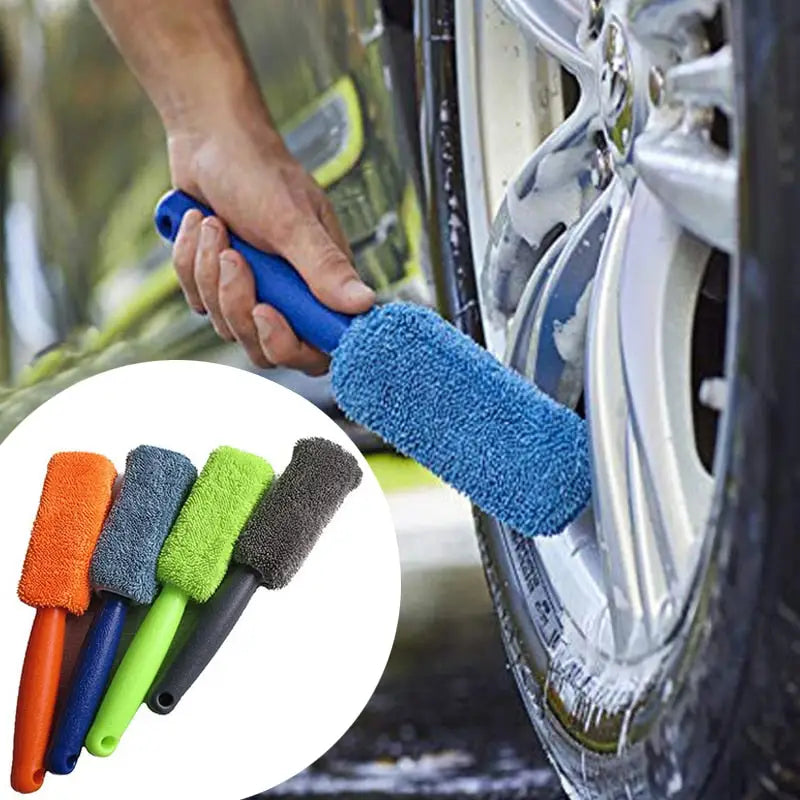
146,565,260,714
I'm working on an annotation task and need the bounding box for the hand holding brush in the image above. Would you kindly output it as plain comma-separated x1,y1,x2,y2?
156,191,592,539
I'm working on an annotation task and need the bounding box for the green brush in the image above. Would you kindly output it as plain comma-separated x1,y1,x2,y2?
85,446,272,757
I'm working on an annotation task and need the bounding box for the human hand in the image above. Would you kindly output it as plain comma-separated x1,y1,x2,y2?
167,112,375,374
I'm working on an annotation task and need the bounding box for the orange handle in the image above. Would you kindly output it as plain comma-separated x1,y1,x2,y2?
11,607,66,793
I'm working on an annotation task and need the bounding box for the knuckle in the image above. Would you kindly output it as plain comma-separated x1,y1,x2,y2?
315,245,352,275
309,257,354,302
195,243,216,272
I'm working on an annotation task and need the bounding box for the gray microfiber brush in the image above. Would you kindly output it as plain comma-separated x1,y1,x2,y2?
91,446,198,604
47,445,196,775
147,437,362,714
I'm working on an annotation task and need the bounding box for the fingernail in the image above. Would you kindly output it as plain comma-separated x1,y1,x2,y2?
219,255,236,285
200,218,219,245
342,279,375,306
185,210,202,229
253,312,272,340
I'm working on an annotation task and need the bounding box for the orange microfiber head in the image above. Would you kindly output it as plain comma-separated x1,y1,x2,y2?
18,452,117,615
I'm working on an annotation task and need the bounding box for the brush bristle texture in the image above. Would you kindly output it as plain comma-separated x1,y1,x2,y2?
157,446,273,602
331,304,591,537
18,452,117,614
89,446,197,605
234,437,362,589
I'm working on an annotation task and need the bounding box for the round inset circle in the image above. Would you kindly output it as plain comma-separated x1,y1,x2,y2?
1,361,400,799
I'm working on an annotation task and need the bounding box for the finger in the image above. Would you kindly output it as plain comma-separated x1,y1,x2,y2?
251,304,330,376
218,249,272,369
318,197,354,260
279,217,375,315
172,209,205,313
194,216,234,340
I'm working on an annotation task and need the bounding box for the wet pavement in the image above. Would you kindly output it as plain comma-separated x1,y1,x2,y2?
259,613,564,799
255,487,566,800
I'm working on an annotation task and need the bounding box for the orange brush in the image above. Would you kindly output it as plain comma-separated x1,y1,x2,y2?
12,452,116,794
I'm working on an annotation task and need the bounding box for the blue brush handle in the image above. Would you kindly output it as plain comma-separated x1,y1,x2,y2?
154,190,354,354
47,595,128,774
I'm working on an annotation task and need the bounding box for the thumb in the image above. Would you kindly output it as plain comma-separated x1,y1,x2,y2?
279,218,375,314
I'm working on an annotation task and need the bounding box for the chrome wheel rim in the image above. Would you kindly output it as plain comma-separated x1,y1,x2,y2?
458,0,737,728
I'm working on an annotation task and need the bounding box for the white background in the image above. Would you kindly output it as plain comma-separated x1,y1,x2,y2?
0,361,400,799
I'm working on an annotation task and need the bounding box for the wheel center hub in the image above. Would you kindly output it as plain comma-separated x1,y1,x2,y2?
599,17,635,157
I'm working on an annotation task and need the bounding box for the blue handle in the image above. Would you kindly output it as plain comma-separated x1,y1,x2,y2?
154,190,354,354
47,595,128,774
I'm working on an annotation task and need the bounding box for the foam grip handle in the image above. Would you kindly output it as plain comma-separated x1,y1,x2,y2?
12,607,66,793
154,190,354,354
85,584,188,757
47,595,128,774
146,565,260,715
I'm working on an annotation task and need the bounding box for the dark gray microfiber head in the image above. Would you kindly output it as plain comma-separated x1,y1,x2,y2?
233,438,362,589
90,445,197,604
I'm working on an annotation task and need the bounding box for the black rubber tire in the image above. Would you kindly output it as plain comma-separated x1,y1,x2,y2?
699,1,800,795
421,0,800,797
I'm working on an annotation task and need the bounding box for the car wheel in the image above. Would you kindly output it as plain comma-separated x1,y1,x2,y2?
419,0,800,797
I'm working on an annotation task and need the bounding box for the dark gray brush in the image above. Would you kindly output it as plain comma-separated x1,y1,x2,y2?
147,437,362,714
233,436,362,588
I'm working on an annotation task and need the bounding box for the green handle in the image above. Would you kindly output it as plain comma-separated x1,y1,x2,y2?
85,583,188,757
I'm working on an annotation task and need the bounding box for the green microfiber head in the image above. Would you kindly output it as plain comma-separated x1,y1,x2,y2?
156,446,273,602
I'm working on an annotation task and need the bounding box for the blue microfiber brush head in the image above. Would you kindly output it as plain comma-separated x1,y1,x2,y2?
331,304,591,536
90,445,197,605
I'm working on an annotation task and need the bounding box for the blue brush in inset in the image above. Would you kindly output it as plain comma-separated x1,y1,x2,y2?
155,191,591,536
47,445,196,774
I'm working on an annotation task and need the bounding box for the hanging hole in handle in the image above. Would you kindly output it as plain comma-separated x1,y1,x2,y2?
156,691,175,710
155,210,176,241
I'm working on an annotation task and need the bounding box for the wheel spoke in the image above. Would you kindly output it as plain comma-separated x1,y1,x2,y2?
664,44,734,115
628,0,720,38
618,184,714,592
523,182,634,659
526,179,615,404
496,0,591,78
584,179,671,657
634,127,737,252
625,420,673,644
505,96,601,252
